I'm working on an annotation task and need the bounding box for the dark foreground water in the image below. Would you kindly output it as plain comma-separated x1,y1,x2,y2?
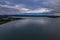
0,17,60,40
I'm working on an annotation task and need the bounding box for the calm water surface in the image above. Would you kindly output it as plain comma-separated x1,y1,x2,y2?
0,17,60,40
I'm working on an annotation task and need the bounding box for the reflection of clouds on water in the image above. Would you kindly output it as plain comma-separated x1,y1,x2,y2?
0,17,60,40
0,17,60,30
34,18,50,25
38,19,48,24
0,17,51,27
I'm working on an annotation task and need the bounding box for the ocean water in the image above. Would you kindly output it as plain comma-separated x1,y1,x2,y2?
0,17,60,40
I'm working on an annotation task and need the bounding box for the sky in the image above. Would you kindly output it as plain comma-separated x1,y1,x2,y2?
0,0,59,14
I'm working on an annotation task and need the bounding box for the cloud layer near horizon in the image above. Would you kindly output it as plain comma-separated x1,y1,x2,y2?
0,0,59,14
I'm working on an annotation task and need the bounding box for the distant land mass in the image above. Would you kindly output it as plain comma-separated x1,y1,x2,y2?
0,15,25,25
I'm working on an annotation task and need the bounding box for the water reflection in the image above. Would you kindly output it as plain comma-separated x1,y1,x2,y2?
0,17,60,40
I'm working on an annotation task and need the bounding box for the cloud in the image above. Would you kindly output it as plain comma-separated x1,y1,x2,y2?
0,0,58,14
0,7,20,14
0,4,20,14
0,1,12,5
32,0,40,2
21,8,51,13
51,0,60,13
5,1,11,4
0,4,52,14
0,4,26,10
